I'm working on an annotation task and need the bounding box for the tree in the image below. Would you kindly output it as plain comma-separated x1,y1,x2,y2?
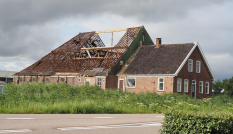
223,77,233,96
212,80,224,94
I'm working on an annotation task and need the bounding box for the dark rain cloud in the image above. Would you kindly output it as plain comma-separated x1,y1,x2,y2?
0,0,232,80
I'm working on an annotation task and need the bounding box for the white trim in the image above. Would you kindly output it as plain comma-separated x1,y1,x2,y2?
118,79,124,89
184,79,189,93
175,43,197,75
117,74,175,77
177,78,182,92
196,60,201,73
196,43,215,80
126,78,136,88
158,78,164,91
174,42,215,81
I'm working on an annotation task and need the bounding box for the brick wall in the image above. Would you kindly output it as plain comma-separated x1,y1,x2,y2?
174,47,213,98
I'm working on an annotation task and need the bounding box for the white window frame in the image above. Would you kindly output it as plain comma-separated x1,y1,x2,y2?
184,79,189,93
177,78,182,92
126,78,136,88
196,61,201,73
97,78,102,88
158,78,164,91
205,82,209,94
188,59,193,72
103,79,105,83
199,81,203,94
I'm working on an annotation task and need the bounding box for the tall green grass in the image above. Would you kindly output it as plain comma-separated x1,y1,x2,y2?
0,82,233,114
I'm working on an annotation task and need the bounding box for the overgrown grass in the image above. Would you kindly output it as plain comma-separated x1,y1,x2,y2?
0,82,233,115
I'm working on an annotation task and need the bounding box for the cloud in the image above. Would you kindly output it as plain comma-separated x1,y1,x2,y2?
0,0,232,80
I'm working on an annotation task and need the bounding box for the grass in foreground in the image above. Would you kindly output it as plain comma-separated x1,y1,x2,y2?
0,82,233,114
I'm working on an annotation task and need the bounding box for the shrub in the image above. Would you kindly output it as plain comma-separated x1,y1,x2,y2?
161,110,233,134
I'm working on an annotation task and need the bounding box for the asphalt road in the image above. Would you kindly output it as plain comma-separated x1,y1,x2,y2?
0,114,164,134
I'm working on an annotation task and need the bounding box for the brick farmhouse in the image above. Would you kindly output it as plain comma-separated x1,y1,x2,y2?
13,26,215,98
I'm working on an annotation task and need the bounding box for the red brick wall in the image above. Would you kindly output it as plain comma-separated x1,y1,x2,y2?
174,47,213,98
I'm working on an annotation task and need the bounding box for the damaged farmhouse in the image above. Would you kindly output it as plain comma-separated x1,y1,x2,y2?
13,26,215,98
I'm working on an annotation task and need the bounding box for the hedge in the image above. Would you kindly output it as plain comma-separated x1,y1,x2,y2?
160,110,233,134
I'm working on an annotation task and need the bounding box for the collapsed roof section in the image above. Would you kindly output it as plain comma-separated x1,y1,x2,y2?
16,26,146,76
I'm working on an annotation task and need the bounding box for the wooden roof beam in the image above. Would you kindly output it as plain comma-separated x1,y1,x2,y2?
95,28,128,33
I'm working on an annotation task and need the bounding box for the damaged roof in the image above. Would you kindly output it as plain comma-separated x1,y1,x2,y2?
16,26,143,76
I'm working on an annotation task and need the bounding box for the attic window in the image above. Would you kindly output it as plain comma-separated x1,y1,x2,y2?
196,61,201,73
188,59,193,72
126,78,135,88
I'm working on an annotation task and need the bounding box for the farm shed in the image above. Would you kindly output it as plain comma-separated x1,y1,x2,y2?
13,26,215,98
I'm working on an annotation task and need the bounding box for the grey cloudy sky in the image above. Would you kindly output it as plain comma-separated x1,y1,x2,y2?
0,0,232,81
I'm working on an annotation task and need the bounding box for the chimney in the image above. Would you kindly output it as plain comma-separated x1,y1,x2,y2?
156,38,162,47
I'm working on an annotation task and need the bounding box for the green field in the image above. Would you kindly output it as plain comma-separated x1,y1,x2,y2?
0,82,232,115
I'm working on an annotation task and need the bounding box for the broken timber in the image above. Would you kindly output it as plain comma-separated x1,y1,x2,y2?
16,26,142,74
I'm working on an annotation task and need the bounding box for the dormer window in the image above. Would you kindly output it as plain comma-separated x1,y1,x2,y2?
188,59,193,72
196,61,201,73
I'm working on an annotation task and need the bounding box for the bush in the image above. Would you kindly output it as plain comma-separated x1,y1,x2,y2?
161,110,233,134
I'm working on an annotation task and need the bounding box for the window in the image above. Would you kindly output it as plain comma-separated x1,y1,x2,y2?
177,78,182,92
103,79,105,83
205,82,209,94
199,81,203,94
127,78,136,88
46,78,50,82
20,78,24,81
78,78,81,82
184,79,189,93
33,78,37,82
188,59,193,72
97,78,102,88
61,78,65,82
158,78,164,91
196,61,201,73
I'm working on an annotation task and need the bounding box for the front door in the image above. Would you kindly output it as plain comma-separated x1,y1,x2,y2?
191,80,196,98
119,79,124,91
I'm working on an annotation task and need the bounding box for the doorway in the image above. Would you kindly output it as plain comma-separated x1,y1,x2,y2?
118,79,124,91
191,80,196,98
